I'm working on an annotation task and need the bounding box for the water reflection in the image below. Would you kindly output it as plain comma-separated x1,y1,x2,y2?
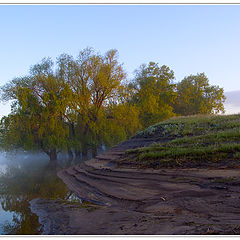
0,151,72,235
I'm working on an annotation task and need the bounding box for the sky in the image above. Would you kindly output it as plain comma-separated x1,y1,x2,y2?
0,4,240,117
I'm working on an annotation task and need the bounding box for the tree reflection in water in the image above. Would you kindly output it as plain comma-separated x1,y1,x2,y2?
0,156,70,235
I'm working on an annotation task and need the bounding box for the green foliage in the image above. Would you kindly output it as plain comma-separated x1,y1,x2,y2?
130,62,177,128
0,58,72,159
174,73,226,115
0,48,141,161
57,48,133,153
0,48,226,162
102,102,141,146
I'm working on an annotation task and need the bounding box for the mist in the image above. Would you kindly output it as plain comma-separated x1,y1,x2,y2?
0,150,50,175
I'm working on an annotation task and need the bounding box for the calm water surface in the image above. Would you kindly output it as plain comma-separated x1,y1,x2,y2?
0,151,78,235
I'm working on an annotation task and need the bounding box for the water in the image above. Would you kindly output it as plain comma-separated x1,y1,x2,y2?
0,151,76,235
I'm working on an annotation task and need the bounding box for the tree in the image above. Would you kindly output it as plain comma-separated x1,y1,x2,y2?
1,49,138,162
57,48,127,158
174,73,226,115
1,49,226,164
0,48,134,162
130,62,177,128
101,84,141,146
0,58,72,163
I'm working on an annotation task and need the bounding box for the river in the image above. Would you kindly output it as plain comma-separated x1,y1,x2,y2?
0,151,80,235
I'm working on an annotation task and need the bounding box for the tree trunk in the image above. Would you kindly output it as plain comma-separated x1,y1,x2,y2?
49,149,58,164
75,150,81,161
92,145,97,158
82,144,88,161
68,148,73,162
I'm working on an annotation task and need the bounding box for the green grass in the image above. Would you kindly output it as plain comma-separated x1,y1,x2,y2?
135,114,240,138
128,114,240,168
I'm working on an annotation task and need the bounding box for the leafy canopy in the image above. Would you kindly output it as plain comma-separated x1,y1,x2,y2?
174,73,226,115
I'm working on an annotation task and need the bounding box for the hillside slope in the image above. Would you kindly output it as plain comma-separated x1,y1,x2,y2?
126,114,240,168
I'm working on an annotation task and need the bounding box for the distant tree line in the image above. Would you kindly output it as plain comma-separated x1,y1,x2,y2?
0,48,226,163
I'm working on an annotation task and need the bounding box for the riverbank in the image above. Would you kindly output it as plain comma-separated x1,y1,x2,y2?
30,114,240,235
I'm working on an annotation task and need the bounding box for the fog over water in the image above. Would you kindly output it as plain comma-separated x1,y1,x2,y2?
0,150,76,235
0,152,8,174
0,151,49,173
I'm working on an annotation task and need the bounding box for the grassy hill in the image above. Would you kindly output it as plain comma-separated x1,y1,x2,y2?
127,114,240,168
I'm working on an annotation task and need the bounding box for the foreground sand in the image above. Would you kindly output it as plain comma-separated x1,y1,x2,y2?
30,138,240,235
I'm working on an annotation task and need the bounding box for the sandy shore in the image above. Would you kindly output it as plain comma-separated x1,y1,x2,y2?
30,137,240,235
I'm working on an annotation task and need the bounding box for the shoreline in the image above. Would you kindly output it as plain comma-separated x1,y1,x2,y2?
30,137,240,235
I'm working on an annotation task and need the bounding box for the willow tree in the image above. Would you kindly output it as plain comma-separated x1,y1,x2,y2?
103,102,141,146
57,48,127,158
0,58,71,163
130,62,177,128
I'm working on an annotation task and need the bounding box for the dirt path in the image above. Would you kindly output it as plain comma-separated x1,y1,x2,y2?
30,137,240,235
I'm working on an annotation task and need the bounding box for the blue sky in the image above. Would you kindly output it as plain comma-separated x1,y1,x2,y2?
0,5,240,116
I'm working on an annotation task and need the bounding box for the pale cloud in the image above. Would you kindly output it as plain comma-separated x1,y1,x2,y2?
224,90,240,115
224,104,240,115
